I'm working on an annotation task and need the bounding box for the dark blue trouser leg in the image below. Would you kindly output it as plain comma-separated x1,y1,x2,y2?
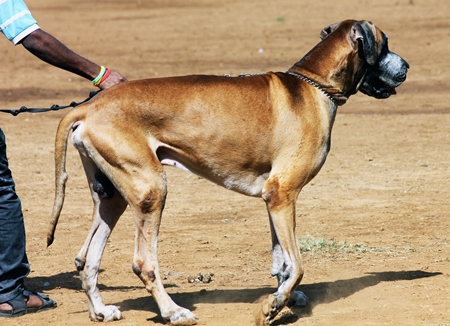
0,128,28,303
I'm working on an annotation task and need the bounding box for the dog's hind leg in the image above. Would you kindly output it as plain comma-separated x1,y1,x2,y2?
75,156,128,321
84,135,197,325
126,166,197,325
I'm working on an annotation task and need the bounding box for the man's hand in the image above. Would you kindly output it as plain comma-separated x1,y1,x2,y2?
99,70,128,89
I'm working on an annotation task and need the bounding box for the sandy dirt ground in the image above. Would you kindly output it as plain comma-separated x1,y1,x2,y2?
1,0,449,325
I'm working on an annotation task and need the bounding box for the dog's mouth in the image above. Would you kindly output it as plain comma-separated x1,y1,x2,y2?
359,76,398,99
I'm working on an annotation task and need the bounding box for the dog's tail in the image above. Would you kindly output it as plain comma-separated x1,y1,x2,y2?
47,106,87,247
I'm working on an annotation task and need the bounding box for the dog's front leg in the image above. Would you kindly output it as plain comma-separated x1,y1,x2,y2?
255,179,304,325
269,219,309,309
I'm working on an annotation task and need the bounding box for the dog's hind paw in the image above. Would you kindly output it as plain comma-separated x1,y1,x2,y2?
94,305,121,322
167,308,197,325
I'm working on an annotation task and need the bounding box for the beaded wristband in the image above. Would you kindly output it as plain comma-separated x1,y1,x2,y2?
92,66,106,86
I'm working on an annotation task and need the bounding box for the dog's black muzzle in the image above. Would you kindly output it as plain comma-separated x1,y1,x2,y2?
360,51,409,99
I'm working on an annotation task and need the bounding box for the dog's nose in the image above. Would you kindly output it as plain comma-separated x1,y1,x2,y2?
394,58,409,83
395,71,407,83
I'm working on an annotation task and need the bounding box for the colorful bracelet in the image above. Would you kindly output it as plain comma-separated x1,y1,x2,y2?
92,66,106,86
99,68,111,85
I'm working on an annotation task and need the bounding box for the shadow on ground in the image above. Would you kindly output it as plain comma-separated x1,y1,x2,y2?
26,269,441,324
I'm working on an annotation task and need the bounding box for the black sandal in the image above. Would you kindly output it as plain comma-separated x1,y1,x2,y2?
0,290,57,317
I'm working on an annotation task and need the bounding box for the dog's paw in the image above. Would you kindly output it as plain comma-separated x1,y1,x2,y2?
253,308,270,326
289,290,309,307
168,308,197,325
253,293,277,325
93,305,121,322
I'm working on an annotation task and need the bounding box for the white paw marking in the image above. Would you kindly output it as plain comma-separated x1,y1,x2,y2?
97,305,122,322
169,308,198,325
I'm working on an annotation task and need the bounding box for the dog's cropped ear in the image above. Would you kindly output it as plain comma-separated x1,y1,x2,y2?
320,22,340,40
351,21,378,65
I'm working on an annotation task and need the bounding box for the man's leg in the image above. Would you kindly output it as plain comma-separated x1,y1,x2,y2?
0,128,56,316
0,128,29,304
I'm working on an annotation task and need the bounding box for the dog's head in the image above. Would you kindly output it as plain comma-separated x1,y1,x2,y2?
321,20,409,99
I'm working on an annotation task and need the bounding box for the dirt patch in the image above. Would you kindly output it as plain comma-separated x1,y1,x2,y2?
1,0,449,325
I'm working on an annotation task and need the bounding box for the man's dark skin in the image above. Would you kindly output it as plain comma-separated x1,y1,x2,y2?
20,29,126,89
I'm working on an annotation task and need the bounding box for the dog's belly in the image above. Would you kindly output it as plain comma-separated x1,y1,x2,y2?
159,152,269,197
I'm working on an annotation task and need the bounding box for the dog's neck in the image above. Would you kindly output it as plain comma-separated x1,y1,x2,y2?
288,29,368,106
287,66,351,106
285,70,339,106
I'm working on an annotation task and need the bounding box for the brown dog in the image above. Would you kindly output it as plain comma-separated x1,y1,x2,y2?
47,19,408,325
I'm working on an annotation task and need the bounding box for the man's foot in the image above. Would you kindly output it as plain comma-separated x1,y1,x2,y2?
0,290,57,317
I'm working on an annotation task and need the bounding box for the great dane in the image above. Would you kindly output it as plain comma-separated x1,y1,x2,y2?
47,20,408,325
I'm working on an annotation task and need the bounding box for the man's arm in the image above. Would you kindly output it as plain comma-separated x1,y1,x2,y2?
20,29,127,89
